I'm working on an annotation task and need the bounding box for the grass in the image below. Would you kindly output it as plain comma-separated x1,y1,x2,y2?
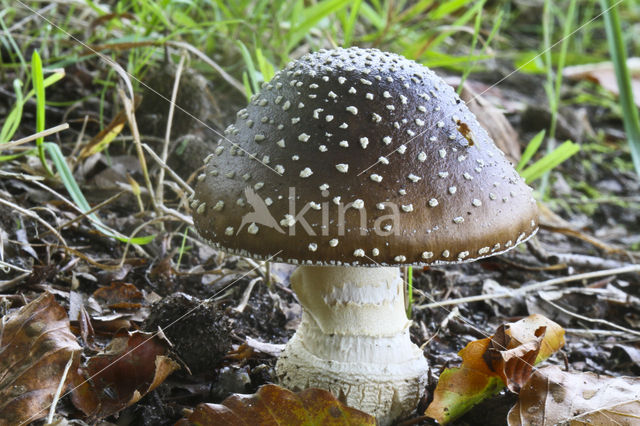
1,0,639,278
601,0,640,175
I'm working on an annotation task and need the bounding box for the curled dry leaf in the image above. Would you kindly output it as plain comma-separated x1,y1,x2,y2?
508,365,640,426
92,281,145,309
0,293,81,425
178,384,377,426
425,314,565,424
71,330,179,420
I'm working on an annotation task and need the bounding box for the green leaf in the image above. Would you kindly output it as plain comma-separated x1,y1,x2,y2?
286,0,351,52
44,142,155,245
517,130,546,171
519,140,581,183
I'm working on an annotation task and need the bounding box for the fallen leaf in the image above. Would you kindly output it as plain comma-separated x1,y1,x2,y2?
445,77,521,164
179,384,377,426
564,58,640,108
508,365,640,425
92,281,144,310
0,293,81,425
71,330,179,420
425,314,565,424
77,109,127,159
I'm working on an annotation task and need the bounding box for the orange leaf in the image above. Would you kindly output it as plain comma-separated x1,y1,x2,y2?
182,384,377,426
425,314,565,424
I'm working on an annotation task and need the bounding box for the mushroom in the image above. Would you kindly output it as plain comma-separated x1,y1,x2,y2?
192,47,538,424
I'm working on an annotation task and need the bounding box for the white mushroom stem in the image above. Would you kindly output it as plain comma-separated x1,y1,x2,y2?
275,266,428,425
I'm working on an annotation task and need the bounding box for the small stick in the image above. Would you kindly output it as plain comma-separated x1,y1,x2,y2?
234,277,262,313
1,123,69,150
416,264,640,310
47,352,75,425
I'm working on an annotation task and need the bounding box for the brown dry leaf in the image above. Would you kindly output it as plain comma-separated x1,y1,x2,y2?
77,109,127,160
446,77,521,164
508,365,640,425
0,293,81,425
71,330,179,420
564,58,640,108
425,314,565,424
92,281,145,309
178,384,377,426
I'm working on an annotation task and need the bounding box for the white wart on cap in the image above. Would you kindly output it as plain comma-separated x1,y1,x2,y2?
193,47,538,266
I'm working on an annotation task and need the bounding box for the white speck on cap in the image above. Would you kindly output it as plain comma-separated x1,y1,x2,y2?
299,167,313,178
280,214,295,227
458,251,469,260
333,196,341,205
346,106,358,115
383,91,391,98
329,239,339,247
402,204,414,212
428,198,438,207
408,173,421,182
370,174,383,182
336,163,349,173
298,133,310,142
372,113,382,122
397,145,407,154
372,248,380,256
354,249,365,257
319,145,328,152
438,172,449,178
360,137,369,148
422,251,433,260
472,199,482,207
247,223,259,234
394,255,406,262
418,152,427,162
449,186,457,194
325,114,334,122
383,136,392,145
353,199,364,209
225,227,234,235
213,200,225,211
378,156,389,165
274,165,285,174
453,216,464,224
308,243,318,252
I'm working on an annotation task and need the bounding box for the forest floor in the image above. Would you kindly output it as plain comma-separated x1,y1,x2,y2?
1,1,640,425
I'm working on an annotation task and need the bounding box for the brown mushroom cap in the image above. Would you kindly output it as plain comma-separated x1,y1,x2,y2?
193,47,538,266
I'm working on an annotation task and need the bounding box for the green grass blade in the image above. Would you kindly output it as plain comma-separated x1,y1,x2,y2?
600,0,640,175
237,41,260,95
520,140,580,183
0,79,24,143
517,130,546,171
31,50,53,175
44,142,155,245
286,0,351,52
256,48,275,83
342,0,362,47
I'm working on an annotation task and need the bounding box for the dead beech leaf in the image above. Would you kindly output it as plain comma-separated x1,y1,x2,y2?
446,77,521,164
0,293,81,425
508,365,640,426
564,58,640,108
78,110,127,160
425,314,565,424
180,384,377,426
92,281,144,309
71,331,179,419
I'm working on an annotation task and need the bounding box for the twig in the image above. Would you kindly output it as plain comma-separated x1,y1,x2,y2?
0,198,67,247
119,89,157,213
167,41,245,95
416,264,640,310
564,328,640,338
234,277,262,313
1,123,69,150
142,143,193,195
0,272,31,292
540,293,640,337
156,51,187,205
46,351,75,425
